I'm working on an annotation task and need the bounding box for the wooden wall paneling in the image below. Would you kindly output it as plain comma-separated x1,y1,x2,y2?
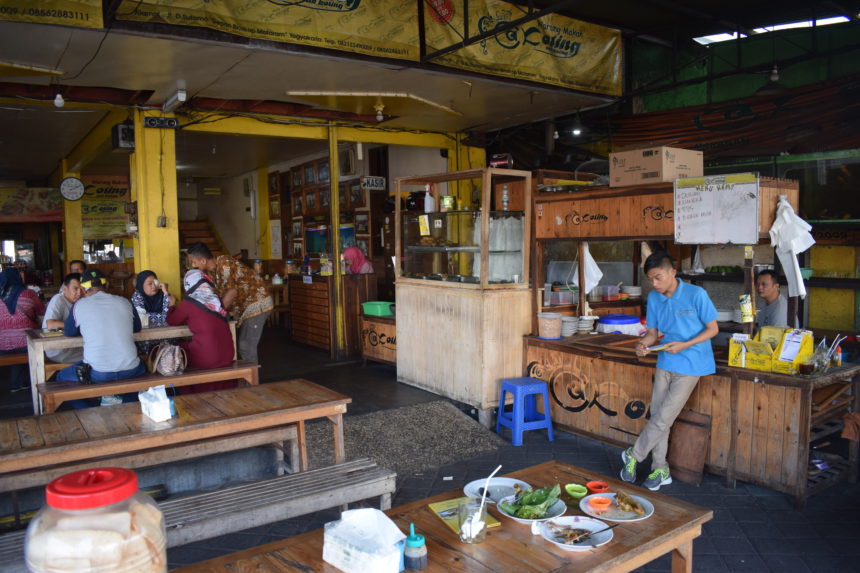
750,382,770,481
758,178,800,235
764,386,787,486
734,379,755,480
705,377,731,470
480,289,533,407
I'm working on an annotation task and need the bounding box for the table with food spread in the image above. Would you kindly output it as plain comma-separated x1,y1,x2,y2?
174,460,712,573
524,333,860,506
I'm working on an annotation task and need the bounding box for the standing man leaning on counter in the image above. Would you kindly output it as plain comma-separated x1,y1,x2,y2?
187,242,273,364
622,251,719,491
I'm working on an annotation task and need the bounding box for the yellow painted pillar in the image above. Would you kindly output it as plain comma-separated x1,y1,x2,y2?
58,160,84,270
257,167,271,259
808,245,856,331
130,109,181,295
328,126,346,357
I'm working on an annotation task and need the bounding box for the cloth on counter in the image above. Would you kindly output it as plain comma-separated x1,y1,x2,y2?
769,195,815,299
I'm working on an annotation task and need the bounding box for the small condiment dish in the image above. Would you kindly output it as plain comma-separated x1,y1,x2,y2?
586,480,610,495
589,496,612,512
564,484,588,499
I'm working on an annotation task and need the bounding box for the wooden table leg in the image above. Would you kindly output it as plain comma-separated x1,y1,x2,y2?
26,337,46,415
328,413,346,464
671,539,693,573
296,420,308,472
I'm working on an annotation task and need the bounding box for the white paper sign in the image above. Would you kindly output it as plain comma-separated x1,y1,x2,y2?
269,220,282,258
674,173,759,244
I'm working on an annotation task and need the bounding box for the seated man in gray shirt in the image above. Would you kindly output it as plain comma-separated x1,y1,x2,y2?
55,269,145,406
755,270,796,328
41,273,84,366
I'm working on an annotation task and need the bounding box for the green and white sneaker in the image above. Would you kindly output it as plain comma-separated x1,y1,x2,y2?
620,447,637,483
643,468,672,491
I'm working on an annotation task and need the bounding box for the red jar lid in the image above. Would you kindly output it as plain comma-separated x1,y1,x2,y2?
46,468,138,510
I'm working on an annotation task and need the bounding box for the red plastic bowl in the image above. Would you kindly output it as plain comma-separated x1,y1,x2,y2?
586,480,610,494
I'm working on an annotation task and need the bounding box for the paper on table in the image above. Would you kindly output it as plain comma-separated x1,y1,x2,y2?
778,329,804,362
647,344,668,352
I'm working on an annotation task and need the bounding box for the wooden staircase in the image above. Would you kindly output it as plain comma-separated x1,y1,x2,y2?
179,219,227,257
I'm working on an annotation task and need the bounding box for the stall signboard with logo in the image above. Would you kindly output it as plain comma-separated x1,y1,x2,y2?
0,0,102,28
81,175,130,239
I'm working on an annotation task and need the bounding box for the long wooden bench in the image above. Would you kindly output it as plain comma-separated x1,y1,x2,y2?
0,459,395,571
36,360,260,413
0,353,69,377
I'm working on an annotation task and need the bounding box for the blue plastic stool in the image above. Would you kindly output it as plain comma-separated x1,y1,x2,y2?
495,377,554,446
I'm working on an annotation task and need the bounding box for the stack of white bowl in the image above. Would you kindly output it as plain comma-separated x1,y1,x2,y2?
620,285,642,298
561,316,579,336
578,316,597,333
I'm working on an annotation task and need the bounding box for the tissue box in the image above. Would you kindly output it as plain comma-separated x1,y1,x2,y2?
139,385,174,422
728,334,773,372
322,508,406,573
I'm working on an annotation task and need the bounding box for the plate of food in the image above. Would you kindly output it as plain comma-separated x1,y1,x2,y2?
540,516,614,552
579,491,654,522
463,477,530,504
497,484,566,524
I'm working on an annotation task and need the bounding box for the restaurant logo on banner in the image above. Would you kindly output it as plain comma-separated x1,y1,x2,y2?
424,0,622,96
115,0,419,61
82,175,130,239
0,0,103,28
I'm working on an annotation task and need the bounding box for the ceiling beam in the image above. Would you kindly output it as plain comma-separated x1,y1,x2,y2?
422,0,582,62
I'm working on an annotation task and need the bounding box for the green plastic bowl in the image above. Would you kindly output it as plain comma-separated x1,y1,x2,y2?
565,483,588,499
800,267,813,280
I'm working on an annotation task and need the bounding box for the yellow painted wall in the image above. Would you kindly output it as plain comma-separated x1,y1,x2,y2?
808,245,857,331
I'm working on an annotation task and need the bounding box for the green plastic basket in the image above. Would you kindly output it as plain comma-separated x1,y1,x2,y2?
362,301,394,317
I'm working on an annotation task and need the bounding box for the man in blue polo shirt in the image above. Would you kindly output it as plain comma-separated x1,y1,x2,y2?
620,251,718,490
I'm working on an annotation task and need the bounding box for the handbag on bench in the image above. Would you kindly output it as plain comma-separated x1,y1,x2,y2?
147,342,188,377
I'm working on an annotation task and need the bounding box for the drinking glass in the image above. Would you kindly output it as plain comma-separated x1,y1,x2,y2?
458,502,487,544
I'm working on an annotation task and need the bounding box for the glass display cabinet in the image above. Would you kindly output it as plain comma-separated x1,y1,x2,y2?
394,168,533,425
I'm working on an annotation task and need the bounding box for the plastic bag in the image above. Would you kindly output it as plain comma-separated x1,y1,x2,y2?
323,508,406,573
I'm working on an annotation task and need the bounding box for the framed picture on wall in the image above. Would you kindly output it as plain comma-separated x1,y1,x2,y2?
292,241,304,257
319,186,330,208
356,238,369,257
349,182,365,207
318,160,330,182
270,197,280,218
292,194,303,215
304,163,315,185
304,189,317,212
354,211,369,234
268,171,281,195
291,218,302,239
292,168,302,188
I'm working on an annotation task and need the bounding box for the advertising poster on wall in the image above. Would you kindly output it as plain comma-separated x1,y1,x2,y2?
81,175,130,239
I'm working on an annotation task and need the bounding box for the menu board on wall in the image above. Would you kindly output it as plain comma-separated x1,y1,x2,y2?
674,173,759,245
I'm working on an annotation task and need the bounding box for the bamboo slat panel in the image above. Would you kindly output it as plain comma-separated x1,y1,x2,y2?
396,283,531,409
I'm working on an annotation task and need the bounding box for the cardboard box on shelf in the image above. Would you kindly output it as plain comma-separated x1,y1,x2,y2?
609,146,703,187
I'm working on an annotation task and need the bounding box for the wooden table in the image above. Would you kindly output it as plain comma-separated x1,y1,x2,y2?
0,379,350,494
25,323,237,415
174,460,712,573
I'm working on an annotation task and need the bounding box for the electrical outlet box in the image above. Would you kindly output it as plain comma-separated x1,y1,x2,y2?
157,216,167,227
143,117,180,129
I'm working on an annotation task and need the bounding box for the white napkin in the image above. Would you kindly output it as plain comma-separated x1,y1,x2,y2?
769,195,815,299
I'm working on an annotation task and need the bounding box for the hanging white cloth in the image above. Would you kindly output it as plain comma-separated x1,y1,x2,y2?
572,241,603,295
768,195,815,299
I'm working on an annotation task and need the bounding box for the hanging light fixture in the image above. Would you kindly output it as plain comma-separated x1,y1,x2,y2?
374,100,385,122
53,90,64,108
571,110,584,137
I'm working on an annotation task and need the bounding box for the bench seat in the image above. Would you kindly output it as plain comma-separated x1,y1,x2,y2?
0,459,396,571
36,360,260,413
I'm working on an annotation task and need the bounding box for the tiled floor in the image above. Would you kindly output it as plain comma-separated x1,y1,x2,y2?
4,327,859,572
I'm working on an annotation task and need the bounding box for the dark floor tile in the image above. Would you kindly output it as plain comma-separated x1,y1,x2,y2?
704,521,746,537
761,554,813,573
751,536,804,555
694,535,719,554
800,554,860,573
712,537,757,554
722,554,768,572
730,508,769,522
693,554,729,572
739,522,784,538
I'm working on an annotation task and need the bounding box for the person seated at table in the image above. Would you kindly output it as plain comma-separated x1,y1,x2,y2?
343,246,374,274
55,269,146,407
167,269,236,394
41,273,84,368
131,270,176,353
755,269,796,328
0,268,45,392
69,260,87,275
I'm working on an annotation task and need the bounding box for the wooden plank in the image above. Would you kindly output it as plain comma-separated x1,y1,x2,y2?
750,381,769,480
15,418,44,449
734,379,754,478
37,411,87,446
765,385,787,486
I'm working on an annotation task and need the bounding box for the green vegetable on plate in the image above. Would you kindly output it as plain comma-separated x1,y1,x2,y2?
499,484,561,519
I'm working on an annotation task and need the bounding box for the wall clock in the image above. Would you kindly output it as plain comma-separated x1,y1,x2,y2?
60,177,85,201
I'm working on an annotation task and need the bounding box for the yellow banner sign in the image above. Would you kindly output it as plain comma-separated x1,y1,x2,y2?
0,0,102,28
424,0,622,96
115,0,418,61
82,176,129,239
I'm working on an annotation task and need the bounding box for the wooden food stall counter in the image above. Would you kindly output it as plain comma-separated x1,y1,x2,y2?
288,273,376,360
524,333,859,506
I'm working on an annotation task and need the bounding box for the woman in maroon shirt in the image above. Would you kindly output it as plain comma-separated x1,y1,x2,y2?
167,269,235,393
1,268,45,391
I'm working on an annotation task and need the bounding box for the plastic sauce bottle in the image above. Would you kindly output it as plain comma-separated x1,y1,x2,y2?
404,522,427,570
423,184,436,213
501,184,510,211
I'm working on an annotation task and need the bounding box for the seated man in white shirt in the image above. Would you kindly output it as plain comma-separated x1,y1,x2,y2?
41,273,84,367
755,270,796,328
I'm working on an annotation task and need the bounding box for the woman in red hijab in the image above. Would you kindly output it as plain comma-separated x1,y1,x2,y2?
343,247,373,274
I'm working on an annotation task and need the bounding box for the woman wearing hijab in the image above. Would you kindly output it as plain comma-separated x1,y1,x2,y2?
167,269,235,393
131,270,176,354
0,268,45,391
342,246,374,274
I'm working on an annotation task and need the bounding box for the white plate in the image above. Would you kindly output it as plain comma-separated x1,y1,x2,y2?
579,493,654,522
540,516,614,552
463,478,531,504
497,494,567,524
